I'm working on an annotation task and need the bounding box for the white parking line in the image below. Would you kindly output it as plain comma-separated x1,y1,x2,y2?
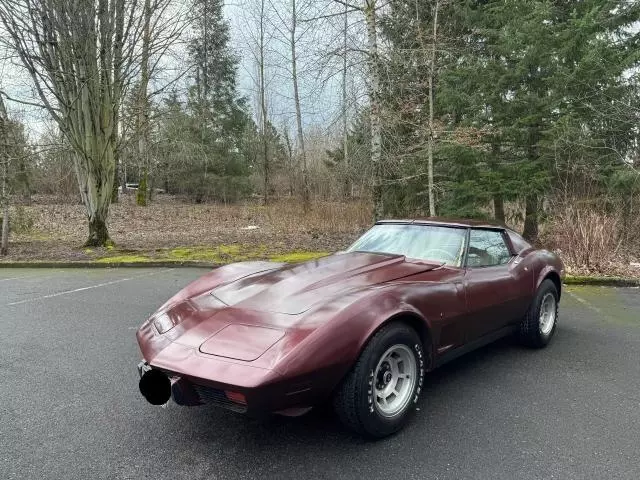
4,269,174,306
0,271,69,283
0,276,23,283
566,290,603,315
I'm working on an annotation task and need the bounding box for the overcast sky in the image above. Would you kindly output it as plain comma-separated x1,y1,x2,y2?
0,0,366,143
2,1,634,143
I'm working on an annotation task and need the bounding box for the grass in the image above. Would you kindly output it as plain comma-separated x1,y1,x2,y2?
95,255,151,263
90,244,330,265
166,246,229,262
269,251,329,263
565,285,640,324
564,275,640,287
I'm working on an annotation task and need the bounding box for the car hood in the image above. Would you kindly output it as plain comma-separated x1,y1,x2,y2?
210,252,440,315
139,252,443,365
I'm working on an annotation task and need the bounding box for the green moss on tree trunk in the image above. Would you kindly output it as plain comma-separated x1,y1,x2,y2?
84,217,110,247
137,172,148,206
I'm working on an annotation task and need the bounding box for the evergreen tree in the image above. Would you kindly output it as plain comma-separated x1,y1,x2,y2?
450,0,640,239
381,0,640,240
151,0,253,202
188,0,247,145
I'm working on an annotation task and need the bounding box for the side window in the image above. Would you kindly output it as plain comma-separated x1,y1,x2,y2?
466,229,512,267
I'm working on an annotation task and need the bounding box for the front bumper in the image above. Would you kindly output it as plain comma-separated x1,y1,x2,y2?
137,360,247,412
136,355,329,416
137,360,151,377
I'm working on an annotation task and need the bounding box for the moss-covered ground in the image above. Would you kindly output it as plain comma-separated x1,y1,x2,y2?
91,244,329,265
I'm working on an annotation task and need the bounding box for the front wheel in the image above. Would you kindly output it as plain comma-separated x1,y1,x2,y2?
333,322,425,438
519,279,559,348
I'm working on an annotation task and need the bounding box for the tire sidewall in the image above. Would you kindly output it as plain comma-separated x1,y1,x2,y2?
358,325,425,437
533,281,559,345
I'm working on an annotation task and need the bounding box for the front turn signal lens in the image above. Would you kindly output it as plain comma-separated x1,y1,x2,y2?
225,391,247,405
153,314,176,334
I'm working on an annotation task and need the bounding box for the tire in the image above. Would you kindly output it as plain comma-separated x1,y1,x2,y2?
519,279,559,348
333,322,425,438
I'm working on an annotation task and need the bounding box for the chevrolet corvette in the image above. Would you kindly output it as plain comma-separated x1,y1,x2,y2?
137,218,563,437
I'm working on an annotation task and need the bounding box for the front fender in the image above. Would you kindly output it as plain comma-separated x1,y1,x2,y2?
275,281,462,393
533,251,563,299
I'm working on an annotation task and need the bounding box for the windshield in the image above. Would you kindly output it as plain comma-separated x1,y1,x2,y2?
347,224,467,266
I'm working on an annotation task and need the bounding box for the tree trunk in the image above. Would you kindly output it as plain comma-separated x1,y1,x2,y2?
0,95,9,255
494,194,505,223
290,0,309,211
111,155,119,203
489,142,503,222
121,158,128,193
148,174,155,202
110,0,125,204
342,2,350,198
86,215,110,247
136,0,152,207
75,145,114,246
365,1,383,221
523,126,540,243
283,126,294,196
259,0,269,205
523,195,539,243
426,0,439,217
1,203,8,256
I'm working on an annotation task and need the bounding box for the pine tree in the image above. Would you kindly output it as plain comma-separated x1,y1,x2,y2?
452,0,640,240
378,0,475,217
189,0,248,158
173,0,251,201
382,0,640,239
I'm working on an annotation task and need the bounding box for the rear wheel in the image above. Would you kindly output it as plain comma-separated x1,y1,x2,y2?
333,322,425,438
519,279,559,348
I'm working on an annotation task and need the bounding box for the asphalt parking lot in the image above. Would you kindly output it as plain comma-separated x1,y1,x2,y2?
1,268,639,480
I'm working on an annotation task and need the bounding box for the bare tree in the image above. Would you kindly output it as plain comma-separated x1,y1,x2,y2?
363,1,382,220
426,0,439,217
0,95,9,255
342,1,350,197
259,0,271,204
0,0,142,245
289,0,310,211
268,0,312,208
111,0,126,204
136,0,153,206
331,0,382,218
0,0,187,242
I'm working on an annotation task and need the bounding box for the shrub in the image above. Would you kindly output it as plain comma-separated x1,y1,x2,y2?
544,204,623,273
9,205,35,234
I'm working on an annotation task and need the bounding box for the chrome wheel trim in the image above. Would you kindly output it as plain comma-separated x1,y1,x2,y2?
539,292,556,335
373,344,417,418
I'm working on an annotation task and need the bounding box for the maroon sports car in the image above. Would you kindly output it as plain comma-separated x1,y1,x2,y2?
137,218,563,437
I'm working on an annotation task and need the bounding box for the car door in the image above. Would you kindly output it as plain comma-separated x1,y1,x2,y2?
463,228,524,342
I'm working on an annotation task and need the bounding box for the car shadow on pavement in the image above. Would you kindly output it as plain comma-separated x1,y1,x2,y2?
133,331,573,477
167,334,528,442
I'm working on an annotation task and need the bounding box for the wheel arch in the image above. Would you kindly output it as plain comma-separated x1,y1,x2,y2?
365,311,434,371
541,270,562,300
